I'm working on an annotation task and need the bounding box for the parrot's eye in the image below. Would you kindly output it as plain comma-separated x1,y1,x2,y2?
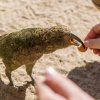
70,38,74,43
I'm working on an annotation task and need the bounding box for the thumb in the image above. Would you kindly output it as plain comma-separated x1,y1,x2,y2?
84,38,100,49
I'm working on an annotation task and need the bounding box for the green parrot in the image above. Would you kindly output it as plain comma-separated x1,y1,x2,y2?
0,25,87,86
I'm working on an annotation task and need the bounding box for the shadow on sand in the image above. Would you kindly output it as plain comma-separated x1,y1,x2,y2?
0,80,28,100
68,61,100,100
1,61,100,100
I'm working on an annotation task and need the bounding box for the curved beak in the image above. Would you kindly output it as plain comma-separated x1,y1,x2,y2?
69,33,85,49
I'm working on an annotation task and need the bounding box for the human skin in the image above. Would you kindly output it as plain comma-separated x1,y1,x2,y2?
84,24,100,56
35,68,94,100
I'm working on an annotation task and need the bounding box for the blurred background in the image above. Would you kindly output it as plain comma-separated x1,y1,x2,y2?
0,0,100,100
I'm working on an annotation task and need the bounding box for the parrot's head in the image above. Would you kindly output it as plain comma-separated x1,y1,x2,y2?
44,25,87,52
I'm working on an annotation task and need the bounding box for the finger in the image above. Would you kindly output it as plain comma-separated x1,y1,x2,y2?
35,77,67,100
93,50,98,54
93,24,100,35
44,68,94,100
84,38,100,49
97,52,100,56
85,24,100,40
85,28,96,40
93,49,100,54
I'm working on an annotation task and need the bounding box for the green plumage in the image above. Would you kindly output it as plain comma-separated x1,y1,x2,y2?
0,25,82,86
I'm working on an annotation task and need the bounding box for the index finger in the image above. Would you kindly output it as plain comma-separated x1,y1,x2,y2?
85,24,100,40
44,68,94,100
35,78,67,100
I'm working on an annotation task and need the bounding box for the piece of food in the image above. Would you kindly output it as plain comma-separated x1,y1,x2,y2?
78,45,88,52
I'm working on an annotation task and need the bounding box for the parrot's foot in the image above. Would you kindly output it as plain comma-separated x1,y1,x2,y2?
8,81,13,86
27,75,35,85
17,80,35,92
27,80,35,86
17,85,28,92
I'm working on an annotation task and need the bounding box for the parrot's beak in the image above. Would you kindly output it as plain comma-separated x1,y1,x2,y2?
69,33,87,52
70,33,85,47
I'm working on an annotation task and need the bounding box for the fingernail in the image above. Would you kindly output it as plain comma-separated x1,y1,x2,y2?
45,67,57,80
46,67,56,76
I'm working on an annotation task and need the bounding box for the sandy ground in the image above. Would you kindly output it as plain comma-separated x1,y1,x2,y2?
0,0,100,100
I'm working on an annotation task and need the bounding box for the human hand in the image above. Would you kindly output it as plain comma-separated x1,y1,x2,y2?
35,68,94,100
84,24,100,55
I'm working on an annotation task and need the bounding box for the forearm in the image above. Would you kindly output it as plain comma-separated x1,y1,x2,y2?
92,0,100,10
